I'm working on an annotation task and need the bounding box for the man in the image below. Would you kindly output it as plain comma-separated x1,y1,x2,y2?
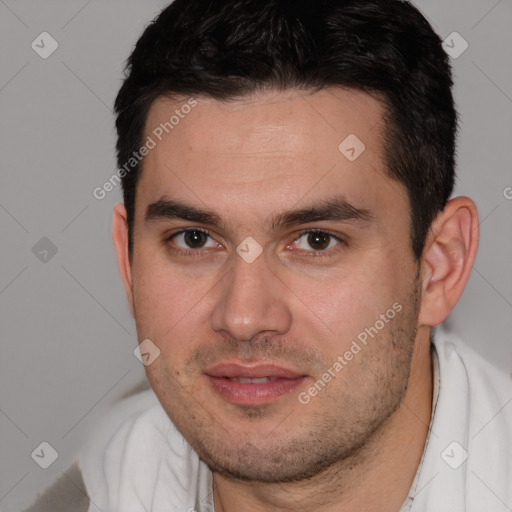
24,0,512,511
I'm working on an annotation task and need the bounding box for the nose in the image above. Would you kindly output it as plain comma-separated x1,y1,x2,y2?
210,252,293,341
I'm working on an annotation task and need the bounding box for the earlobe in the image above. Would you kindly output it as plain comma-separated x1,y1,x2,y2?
112,203,135,317
418,197,479,326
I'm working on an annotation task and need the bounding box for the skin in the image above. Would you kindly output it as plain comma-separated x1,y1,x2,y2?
112,88,479,511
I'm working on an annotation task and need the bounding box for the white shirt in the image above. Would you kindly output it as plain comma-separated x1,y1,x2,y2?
80,328,512,512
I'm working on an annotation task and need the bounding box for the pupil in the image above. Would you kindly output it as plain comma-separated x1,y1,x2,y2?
185,230,207,248
308,232,329,250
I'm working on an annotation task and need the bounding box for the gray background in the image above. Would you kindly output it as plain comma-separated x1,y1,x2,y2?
0,0,511,510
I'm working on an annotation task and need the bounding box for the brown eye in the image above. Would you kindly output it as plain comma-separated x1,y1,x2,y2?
293,230,342,253
183,230,209,248
307,231,331,251
169,229,218,251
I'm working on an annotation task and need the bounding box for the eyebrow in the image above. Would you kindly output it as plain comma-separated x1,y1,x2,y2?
144,196,374,231
271,197,374,230
145,198,222,226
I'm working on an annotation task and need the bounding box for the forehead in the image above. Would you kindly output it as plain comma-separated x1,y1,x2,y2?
145,88,384,158
138,88,407,228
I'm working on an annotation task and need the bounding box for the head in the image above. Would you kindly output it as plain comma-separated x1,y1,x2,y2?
112,0,478,483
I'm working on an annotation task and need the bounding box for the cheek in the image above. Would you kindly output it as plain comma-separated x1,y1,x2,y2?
130,254,212,345
295,256,410,349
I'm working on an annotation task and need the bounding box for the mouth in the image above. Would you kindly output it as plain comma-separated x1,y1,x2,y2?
204,362,307,406
224,376,279,383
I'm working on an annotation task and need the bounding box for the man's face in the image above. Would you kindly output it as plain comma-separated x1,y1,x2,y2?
127,88,422,482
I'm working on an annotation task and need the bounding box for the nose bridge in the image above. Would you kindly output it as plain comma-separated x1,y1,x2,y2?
210,253,292,341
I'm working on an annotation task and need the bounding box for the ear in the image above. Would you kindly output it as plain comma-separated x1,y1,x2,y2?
112,203,135,317
418,196,479,326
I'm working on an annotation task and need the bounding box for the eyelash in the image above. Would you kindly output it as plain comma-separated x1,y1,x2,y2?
165,227,346,258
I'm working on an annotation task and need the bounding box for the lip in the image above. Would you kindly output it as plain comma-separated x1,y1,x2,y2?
204,362,307,406
205,362,305,379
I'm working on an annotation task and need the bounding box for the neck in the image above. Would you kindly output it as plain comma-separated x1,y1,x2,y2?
213,328,434,512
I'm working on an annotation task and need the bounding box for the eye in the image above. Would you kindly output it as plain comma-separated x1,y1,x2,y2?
292,230,343,252
168,228,219,250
